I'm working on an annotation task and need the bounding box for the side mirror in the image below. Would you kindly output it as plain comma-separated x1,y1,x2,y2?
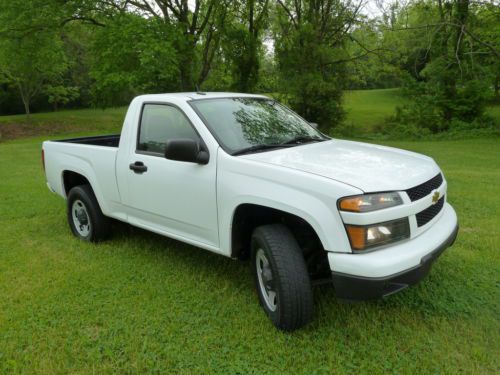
309,122,319,129
164,138,209,165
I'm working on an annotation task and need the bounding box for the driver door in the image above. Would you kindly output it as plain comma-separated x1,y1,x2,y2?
122,103,219,248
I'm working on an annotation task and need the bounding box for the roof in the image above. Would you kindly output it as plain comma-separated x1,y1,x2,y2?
135,92,270,102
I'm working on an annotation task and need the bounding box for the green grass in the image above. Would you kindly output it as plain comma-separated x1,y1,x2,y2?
0,94,499,373
343,88,407,132
269,88,407,135
343,88,500,136
0,107,127,140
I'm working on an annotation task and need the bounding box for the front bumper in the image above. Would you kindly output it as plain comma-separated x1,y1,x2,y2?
329,203,459,300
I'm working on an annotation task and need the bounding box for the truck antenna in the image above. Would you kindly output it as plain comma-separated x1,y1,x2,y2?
195,84,206,95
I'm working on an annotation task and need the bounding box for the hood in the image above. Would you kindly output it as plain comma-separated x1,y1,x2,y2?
241,139,440,192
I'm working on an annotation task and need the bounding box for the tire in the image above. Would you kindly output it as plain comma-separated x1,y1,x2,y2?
251,223,313,331
67,184,112,242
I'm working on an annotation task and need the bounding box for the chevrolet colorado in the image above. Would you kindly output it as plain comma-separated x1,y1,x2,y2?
42,92,458,331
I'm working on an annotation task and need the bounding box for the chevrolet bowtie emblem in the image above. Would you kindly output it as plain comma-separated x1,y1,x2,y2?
432,191,440,204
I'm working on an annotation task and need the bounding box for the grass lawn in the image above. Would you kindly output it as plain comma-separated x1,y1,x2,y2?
343,89,500,136
0,95,499,373
343,88,407,133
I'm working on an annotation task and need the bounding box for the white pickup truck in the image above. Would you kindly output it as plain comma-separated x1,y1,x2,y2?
43,92,458,331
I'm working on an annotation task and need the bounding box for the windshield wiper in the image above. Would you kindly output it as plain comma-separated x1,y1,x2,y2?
232,135,328,156
232,144,292,156
281,135,326,145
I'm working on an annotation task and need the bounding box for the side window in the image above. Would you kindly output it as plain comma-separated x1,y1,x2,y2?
138,104,199,154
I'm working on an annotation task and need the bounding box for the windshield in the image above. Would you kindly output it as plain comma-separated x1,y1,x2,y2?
189,97,325,154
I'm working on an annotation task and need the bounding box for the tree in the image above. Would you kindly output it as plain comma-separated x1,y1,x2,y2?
274,0,363,131
106,0,228,90
0,0,69,115
380,0,500,131
0,32,68,116
89,13,179,106
472,2,500,100
344,19,402,89
45,85,80,111
223,0,269,92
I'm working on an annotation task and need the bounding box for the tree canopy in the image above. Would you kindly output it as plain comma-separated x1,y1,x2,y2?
0,0,498,134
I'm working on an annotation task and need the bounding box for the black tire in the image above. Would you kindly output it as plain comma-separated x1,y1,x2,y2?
67,184,112,242
251,223,313,331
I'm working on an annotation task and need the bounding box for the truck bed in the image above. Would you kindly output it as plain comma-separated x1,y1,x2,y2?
54,134,120,147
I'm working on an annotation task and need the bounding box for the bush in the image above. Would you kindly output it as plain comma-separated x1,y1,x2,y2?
378,109,497,140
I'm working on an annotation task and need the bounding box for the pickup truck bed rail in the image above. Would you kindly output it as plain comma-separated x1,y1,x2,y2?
53,134,120,147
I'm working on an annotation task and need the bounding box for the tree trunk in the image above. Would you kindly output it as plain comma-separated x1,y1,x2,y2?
19,87,31,119
494,73,499,99
437,0,452,125
444,0,469,126
179,58,194,91
177,36,197,91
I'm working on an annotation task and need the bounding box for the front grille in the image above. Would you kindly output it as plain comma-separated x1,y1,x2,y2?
406,173,443,202
416,197,444,227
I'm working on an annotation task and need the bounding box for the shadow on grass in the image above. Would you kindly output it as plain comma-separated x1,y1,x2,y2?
103,220,475,325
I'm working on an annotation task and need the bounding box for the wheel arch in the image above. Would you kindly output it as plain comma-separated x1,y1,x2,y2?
62,170,92,196
230,204,322,255
230,203,332,281
61,170,108,215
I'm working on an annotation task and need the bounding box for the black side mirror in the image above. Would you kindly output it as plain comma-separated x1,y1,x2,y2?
309,122,319,129
164,138,209,165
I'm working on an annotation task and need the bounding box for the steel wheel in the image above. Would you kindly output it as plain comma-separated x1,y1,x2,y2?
255,248,277,312
71,199,91,237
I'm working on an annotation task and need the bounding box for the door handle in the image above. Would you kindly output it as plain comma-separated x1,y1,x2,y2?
129,161,148,174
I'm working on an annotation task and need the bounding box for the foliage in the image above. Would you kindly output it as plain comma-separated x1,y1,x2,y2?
0,0,69,115
255,54,279,93
89,14,179,107
45,86,80,111
221,0,269,93
274,0,363,131
0,0,498,137
113,0,229,90
386,78,494,134
378,0,500,132
339,88,498,140
344,20,403,90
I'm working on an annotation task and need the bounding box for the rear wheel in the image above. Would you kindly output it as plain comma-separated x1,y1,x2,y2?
251,224,313,331
67,185,111,242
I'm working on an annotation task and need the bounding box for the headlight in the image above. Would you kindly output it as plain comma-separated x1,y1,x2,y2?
345,218,410,251
338,192,403,212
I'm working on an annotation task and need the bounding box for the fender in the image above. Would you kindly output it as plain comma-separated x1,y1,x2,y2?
217,150,362,256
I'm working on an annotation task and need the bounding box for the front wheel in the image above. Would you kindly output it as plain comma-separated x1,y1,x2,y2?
67,185,111,242
251,224,313,331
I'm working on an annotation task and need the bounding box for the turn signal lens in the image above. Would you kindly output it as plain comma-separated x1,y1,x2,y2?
345,218,410,251
339,192,403,213
345,226,366,250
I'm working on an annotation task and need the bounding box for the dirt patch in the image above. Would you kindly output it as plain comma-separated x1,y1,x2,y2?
0,122,84,141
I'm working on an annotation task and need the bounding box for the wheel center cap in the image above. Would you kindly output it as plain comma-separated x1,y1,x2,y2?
76,210,88,225
262,266,273,287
